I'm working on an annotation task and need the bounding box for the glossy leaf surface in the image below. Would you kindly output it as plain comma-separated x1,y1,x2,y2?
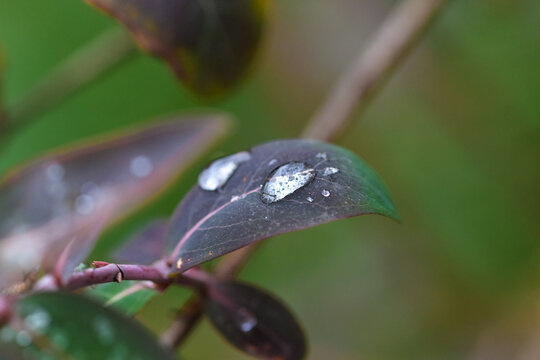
1,292,174,359
0,113,228,290
204,280,306,360
87,0,269,96
167,139,399,271
113,219,168,265
88,280,158,316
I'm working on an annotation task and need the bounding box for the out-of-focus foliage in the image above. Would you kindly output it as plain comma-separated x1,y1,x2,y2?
86,0,269,96
0,0,538,359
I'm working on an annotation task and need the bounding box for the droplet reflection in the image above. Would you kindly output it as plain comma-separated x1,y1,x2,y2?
260,162,315,204
198,151,251,191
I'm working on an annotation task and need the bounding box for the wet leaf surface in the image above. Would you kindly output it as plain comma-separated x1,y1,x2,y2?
113,219,169,265
167,139,399,271
0,113,228,290
203,280,306,360
1,292,175,359
87,280,158,316
87,0,269,96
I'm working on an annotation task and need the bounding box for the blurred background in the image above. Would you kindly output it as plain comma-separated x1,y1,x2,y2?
0,0,539,359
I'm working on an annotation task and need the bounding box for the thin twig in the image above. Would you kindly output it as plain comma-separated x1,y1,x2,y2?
302,0,447,141
160,0,448,350
5,27,136,133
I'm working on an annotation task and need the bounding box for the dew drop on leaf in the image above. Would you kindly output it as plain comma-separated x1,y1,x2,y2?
306,196,314,203
235,308,257,333
129,155,154,178
315,152,327,160
198,151,251,191
260,162,316,204
24,308,51,333
321,189,330,197
323,167,339,176
75,194,95,215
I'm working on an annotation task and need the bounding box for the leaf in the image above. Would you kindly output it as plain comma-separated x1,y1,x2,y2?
203,280,306,360
2,292,175,359
86,0,269,96
0,113,228,290
87,280,158,316
113,219,169,265
167,139,399,271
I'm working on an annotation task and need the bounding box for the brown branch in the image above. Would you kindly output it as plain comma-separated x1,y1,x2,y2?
160,0,448,350
5,27,136,134
302,0,447,141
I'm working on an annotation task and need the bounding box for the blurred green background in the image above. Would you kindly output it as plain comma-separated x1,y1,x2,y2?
1,0,539,359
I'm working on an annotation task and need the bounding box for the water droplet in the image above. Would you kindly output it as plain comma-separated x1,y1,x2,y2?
75,194,95,215
45,162,65,181
235,308,257,333
94,316,114,345
321,189,330,197
50,330,69,350
306,196,314,202
198,151,251,191
268,159,278,166
260,162,315,204
24,309,51,333
130,155,153,178
315,152,327,161
323,167,339,176
16,331,32,347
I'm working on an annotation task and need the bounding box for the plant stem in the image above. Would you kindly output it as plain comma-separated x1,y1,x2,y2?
5,27,136,133
302,0,447,141
160,0,448,350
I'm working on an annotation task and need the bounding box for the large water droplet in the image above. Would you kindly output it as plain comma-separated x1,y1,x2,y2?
323,167,339,176
260,162,316,204
24,309,51,333
130,155,153,178
235,308,257,333
198,151,251,191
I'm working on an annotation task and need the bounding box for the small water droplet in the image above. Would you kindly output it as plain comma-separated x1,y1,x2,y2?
306,196,314,202
94,316,114,345
130,155,153,178
315,152,327,160
235,308,257,333
24,309,51,333
268,159,278,166
321,189,330,197
16,331,32,347
261,162,315,204
50,330,69,350
45,162,65,181
323,167,339,176
198,151,251,191
75,194,95,215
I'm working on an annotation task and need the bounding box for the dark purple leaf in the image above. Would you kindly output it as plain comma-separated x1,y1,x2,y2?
166,139,399,272
0,113,228,290
86,0,269,96
203,280,306,360
113,219,168,265
1,292,175,359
